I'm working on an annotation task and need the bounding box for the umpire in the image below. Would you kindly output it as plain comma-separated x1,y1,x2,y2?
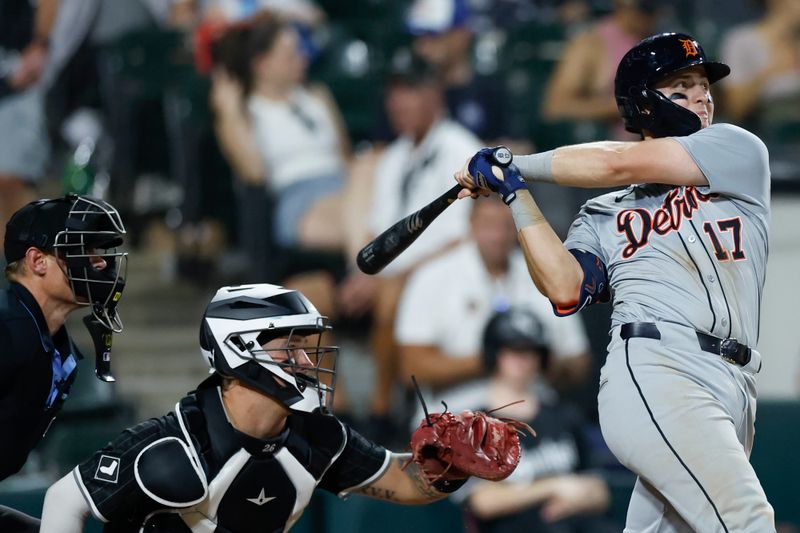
0,195,127,532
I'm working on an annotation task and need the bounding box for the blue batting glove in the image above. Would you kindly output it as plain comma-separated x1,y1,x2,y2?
467,146,527,205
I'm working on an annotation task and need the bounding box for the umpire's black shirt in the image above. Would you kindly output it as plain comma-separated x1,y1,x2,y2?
0,282,79,480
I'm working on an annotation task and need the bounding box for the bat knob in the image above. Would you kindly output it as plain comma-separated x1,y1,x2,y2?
491,146,513,167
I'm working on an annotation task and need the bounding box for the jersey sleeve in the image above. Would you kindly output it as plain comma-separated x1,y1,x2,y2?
559,206,610,316
563,203,606,264
74,417,176,523
317,423,391,496
670,123,770,210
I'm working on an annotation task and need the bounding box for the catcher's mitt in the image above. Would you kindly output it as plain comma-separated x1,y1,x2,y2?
406,406,535,484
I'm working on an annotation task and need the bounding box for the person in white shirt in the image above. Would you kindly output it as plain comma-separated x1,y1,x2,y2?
210,11,351,252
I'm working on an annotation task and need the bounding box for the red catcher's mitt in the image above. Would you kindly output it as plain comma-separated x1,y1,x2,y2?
407,409,535,483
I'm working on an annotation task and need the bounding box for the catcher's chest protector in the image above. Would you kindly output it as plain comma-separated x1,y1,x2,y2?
159,390,346,532
76,385,391,533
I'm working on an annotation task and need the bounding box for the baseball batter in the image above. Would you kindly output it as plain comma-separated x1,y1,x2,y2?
455,33,775,532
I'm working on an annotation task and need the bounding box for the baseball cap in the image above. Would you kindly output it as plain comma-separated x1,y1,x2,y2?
405,0,471,36
4,198,73,263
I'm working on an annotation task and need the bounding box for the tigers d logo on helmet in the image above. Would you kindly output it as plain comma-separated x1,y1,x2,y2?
678,38,699,58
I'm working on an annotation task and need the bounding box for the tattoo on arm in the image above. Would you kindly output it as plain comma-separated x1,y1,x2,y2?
403,460,440,499
358,455,443,502
358,485,398,501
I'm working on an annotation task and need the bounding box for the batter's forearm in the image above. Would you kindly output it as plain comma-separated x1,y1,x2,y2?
517,139,706,188
516,142,636,188
509,191,583,306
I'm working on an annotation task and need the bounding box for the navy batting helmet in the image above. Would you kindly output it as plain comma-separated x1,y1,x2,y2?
482,307,550,373
615,32,730,138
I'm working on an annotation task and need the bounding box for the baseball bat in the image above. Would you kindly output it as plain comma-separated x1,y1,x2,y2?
356,183,462,275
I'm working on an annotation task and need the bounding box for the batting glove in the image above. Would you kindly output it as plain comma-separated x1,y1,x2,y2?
468,146,527,205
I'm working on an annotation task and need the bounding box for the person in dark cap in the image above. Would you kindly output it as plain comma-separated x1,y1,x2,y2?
405,0,513,144
0,194,127,532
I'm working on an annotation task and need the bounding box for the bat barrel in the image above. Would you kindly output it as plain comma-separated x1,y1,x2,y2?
356,184,463,275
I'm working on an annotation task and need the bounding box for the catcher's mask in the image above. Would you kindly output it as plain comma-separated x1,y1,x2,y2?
199,284,338,414
615,32,729,138
5,195,127,332
482,307,550,372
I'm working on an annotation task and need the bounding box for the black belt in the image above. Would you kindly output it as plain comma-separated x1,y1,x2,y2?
620,322,751,366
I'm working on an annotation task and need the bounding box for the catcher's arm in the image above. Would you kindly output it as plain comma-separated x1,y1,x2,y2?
41,473,92,533
356,453,453,504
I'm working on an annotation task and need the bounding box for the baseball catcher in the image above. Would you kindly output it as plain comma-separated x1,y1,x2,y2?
42,284,529,533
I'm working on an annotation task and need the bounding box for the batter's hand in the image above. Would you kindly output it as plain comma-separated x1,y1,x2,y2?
469,147,526,205
454,158,492,200
455,147,527,204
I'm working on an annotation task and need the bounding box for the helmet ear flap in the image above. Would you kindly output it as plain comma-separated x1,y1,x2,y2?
642,88,702,137
199,320,219,368
618,87,701,137
618,88,656,135
199,320,214,352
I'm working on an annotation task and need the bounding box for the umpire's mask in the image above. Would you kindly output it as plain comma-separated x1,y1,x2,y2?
5,194,127,332
54,196,127,332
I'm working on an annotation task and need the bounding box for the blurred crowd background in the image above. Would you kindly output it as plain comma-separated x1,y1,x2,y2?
1,0,799,531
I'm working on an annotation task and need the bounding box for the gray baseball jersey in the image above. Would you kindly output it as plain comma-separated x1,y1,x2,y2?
563,123,775,532
564,123,770,347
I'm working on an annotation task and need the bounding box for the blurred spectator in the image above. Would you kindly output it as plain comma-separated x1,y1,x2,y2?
177,0,324,73
719,0,800,141
336,53,477,439
396,196,591,404
0,0,58,263
423,308,611,533
403,0,526,148
180,0,324,26
405,0,495,139
210,12,351,257
541,0,660,140
475,0,592,30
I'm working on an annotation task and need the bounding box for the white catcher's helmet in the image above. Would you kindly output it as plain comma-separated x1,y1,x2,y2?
199,284,338,413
